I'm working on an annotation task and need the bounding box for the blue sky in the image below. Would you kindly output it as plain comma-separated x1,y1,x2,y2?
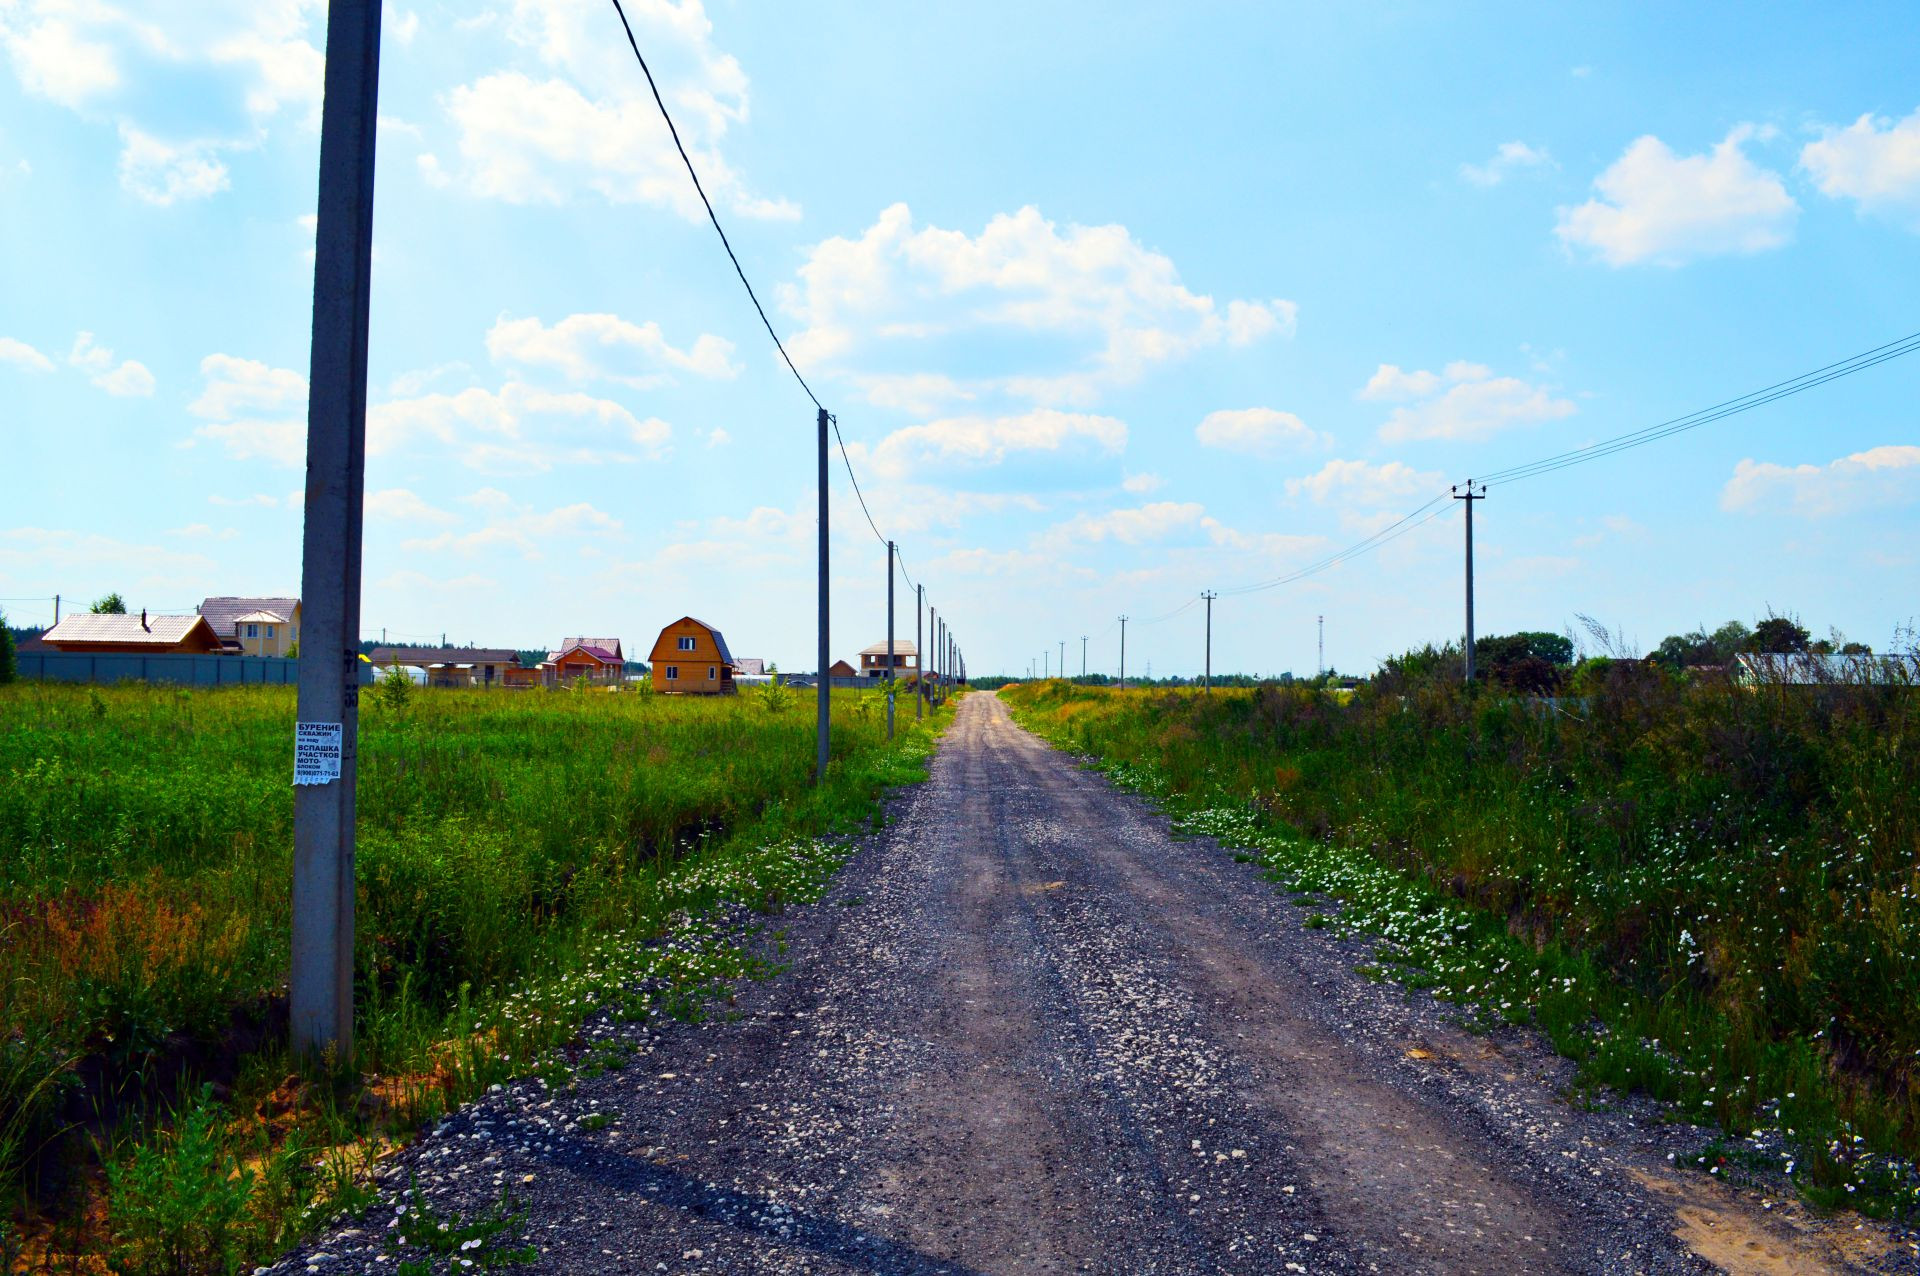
3,1,1917,677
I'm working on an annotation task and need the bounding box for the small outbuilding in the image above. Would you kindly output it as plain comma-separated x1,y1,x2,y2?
649,617,737,695
826,658,857,680
42,611,224,655
1734,653,1920,687
365,646,521,688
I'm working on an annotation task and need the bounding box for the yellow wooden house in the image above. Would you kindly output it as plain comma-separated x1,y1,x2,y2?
649,617,736,695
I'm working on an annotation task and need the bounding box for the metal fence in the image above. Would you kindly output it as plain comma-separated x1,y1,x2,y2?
18,651,376,687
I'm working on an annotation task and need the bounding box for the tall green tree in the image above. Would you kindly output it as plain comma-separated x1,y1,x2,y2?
1751,615,1812,654
1708,621,1753,662
89,592,127,615
0,609,15,685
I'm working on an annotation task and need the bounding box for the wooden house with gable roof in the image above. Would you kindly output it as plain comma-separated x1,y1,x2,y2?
649,617,736,695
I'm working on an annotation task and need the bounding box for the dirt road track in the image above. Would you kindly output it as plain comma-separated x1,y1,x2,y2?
280,692,1909,1274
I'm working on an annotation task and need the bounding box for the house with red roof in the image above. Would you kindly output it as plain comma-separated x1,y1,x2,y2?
544,640,624,687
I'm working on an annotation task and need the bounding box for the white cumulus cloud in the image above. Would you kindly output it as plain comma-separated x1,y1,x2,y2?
1801,107,1920,229
437,0,792,220
366,488,457,524
0,1,325,202
0,336,54,372
1556,126,1797,266
1460,140,1552,187
486,312,738,385
188,352,308,464
1046,501,1207,547
1195,407,1326,456
1286,458,1447,507
860,409,1128,481
1721,445,1920,517
781,202,1297,408
370,382,671,471
1366,360,1573,443
117,125,230,205
0,11,119,106
69,331,155,396
191,353,307,418
403,495,624,558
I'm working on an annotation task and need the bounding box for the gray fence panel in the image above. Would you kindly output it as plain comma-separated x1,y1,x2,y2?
19,651,370,686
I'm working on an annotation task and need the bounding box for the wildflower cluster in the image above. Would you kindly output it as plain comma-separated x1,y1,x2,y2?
1009,680,1920,1220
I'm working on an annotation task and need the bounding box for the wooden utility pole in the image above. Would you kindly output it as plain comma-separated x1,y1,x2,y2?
1452,480,1486,682
1202,591,1217,692
816,408,830,781
292,0,382,1061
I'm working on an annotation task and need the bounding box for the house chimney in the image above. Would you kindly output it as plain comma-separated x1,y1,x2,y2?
141,608,149,632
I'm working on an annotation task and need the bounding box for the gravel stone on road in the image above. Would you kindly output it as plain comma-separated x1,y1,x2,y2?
277,692,1915,1274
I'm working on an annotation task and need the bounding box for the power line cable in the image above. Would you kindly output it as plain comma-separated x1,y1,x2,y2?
1120,325,1920,633
830,414,891,550
1137,593,1204,626
892,543,917,595
1217,494,1453,598
1480,330,1920,488
611,0,926,620
609,0,822,412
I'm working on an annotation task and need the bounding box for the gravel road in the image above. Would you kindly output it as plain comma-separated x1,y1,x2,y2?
280,692,1914,1275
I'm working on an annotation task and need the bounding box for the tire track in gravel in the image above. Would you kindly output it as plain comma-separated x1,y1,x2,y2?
277,692,1899,1275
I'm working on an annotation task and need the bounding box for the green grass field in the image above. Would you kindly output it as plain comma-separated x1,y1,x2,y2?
1002,673,1920,1217
0,678,950,1268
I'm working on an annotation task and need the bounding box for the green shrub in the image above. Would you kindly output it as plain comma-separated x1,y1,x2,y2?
107,1087,257,1275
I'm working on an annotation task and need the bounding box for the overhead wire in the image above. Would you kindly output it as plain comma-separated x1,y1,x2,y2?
1136,593,1204,626
1112,327,1920,657
830,414,891,550
609,0,822,412
1479,329,1920,488
1216,493,1454,598
608,0,948,650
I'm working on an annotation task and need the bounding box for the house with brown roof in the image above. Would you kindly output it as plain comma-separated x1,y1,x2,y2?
649,617,736,694
827,659,857,680
198,596,300,656
365,646,521,688
42,611,224,655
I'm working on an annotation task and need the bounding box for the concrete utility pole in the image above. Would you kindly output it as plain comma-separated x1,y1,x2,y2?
816,408,831,782
1044,650,1049,679
1202,591,1217,693
1058,640,1064,679
1081,635,1088,678
929,606,937,704
291,0,381,1062
1452,480,1486,682
52,594,60,625
1317,614,1324,679
916,584,924,720
886,540,895,741
1118,615,1129,690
